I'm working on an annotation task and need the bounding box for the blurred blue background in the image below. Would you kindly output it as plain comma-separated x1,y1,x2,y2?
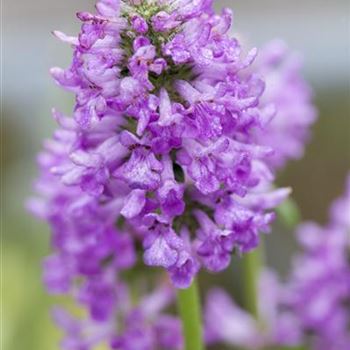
3,1,350,349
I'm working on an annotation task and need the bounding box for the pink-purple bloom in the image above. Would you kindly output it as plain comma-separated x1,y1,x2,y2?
29,0,294,290
28,1,318,349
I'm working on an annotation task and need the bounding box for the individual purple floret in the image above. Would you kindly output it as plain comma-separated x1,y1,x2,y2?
254,40,317,169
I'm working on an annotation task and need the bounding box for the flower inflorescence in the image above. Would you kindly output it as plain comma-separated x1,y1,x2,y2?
28,1,317,349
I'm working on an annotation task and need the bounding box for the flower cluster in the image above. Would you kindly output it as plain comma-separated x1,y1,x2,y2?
30,0,291,292
205,174,350,350
28,0,319,349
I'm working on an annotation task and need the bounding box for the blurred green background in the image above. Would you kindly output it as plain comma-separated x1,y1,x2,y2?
2,1,350,349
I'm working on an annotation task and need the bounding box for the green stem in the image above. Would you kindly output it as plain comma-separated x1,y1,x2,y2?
276,197,301,229
241,245,263,320
177,279,204,350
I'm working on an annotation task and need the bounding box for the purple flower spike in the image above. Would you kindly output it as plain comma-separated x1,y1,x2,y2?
30,0,310,291
29,1,317,347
